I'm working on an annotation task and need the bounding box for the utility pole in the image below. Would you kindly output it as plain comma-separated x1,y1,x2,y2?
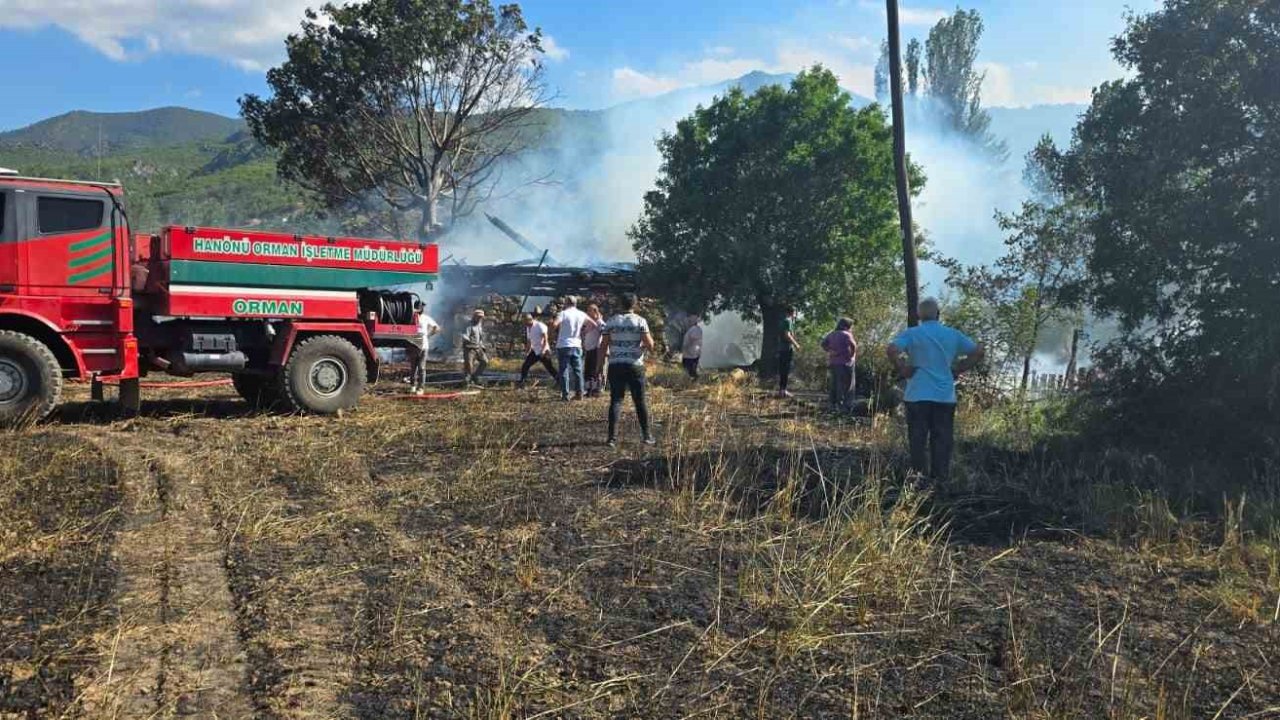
886,0,921,326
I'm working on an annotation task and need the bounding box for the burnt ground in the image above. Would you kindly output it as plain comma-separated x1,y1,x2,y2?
1,365,1277,719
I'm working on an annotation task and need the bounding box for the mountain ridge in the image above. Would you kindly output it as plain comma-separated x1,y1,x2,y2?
0,106,245,154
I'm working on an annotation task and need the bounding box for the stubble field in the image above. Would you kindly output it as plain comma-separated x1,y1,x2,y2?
1,365,1277,718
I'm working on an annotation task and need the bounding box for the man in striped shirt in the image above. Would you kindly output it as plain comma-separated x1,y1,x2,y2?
600,293,656,447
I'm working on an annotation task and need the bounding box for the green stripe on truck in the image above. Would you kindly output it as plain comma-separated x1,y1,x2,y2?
168,260,438,290
69,232,112,252
69,245,113,268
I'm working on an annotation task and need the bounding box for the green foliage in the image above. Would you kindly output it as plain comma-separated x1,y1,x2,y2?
1059,0,1280,454
0,141,325,235
905,39,923,96
241,0,549,239
944,141,1089,392
924,9,1007,159
630,67,918,365
874,39,890,101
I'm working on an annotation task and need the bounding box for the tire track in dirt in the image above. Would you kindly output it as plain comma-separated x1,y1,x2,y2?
196,434,383,718
77,432,252,718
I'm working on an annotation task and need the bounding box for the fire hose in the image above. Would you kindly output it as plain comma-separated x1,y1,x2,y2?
389,390,481,401
98,378,234,389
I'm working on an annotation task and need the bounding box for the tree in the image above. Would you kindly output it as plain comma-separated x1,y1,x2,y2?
945,199,1089,392
1058,0,1280,449
905,38,923,96
240,0,549,240
874,40,890,101
631,68,919,374
924,9,1006,159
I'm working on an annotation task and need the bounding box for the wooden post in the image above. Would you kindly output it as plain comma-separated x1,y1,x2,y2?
886,0,921,327
1064,328,1081,389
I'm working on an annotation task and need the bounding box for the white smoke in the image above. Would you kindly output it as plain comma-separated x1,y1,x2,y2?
424,75,1079,372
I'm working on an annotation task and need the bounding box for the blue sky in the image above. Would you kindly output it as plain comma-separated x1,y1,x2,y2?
0,0,1157,131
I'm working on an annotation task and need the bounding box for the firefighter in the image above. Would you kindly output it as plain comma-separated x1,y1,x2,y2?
461,309,488,387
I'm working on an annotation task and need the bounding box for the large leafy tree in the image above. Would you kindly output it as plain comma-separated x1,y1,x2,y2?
631,68,918,372
924,9,1007,159
241,0,549,240
1060,0,1279,448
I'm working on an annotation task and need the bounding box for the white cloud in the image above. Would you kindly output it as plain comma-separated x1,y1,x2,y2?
708,45,735,57
834,35,876,55
857,1,948,26
978,62,1016,107
611,67,683,100
609,38,879,103
899,6,948,26
542,34,569,62
775,43,876,98
0,0,316,71
1028,85,1093,105
680,57,769,85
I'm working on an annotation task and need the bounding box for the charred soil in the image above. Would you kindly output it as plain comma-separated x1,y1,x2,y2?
1,368,1276,718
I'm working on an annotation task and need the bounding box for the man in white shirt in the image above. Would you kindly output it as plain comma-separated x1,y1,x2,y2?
552,295,589,400
600,293,656,446
410,302,440,394
682,318,703,379
517,313,557,387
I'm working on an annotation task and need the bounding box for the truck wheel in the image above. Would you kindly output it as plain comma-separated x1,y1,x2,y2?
0,330,64,426
233,373,288,410
280,335,367,415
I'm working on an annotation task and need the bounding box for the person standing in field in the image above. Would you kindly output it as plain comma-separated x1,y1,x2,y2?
886,297,985,483
409,301,440,395
552,296,590,400
461,309,488,387
517,313,556,387
821,317,858,412
583,302,605,397
777,306,801,398
682,317,703,379
600,293,656,447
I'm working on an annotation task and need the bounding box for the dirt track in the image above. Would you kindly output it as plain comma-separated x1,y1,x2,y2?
2,371,1277,718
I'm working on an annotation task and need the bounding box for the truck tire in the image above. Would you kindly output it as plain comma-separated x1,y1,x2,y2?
0,330,64,426
280,335,367,415
233,372,289,410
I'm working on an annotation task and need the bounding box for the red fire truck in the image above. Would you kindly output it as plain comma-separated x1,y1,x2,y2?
0,171,438,424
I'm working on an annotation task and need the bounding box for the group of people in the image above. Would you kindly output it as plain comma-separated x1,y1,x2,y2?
426,294,655,446
775,298,985,483
774,307,860,414
517,296,607,399
411,294,984,481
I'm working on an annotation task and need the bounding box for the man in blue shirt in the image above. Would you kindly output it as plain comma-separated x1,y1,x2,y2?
886,298,985,482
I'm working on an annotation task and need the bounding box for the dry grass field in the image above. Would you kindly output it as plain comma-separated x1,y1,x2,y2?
2,364,1277,718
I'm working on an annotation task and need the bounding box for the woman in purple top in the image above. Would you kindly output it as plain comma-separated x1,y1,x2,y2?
821,317,858,412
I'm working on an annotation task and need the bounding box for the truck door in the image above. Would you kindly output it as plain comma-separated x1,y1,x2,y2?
20,192,113,297
0,189,14,290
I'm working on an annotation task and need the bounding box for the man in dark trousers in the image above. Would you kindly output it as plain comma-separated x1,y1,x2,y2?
461,309,488,387
886,298,985,482
517,313,556,387
600,293,656,447
777,306,800,398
